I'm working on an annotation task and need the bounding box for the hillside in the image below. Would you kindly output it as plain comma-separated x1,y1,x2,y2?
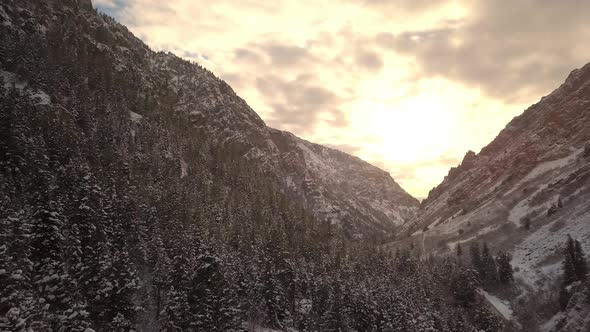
393,61,590,331
0,1,493,332
0,0,417,240
404,61,590,280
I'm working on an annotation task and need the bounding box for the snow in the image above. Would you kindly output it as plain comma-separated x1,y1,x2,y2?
447,234,478,250
11,273,24,280
507,185,549,226
285,176,296,190
297,298,312,314
0,7,12,27
31,90,51,105
478,289,513,320
1,71,51,105
506,148,583,197
129,111,143,123
180,159,187,178
522,148,583,183
512,209,590,288
297,141,336,176
540,312,565,332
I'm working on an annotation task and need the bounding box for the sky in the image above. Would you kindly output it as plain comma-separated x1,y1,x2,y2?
94,0,590,198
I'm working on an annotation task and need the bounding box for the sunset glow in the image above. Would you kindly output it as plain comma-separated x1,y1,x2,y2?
95,0,590,197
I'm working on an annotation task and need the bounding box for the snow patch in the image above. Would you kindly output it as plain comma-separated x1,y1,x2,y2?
506,148,583,197
539,312,564,332
1,71,51,105
129,111,143,123
31,90,51,105
478,289,513,320
447,234,478,250
512,210,590,288
180,159,187,178
0,7,12,27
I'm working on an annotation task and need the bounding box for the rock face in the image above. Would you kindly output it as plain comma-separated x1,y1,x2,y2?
267,129,418,238
400,62,590,288
0,0,417,238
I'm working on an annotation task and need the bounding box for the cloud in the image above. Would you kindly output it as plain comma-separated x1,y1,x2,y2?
262,44,311,66
353,0,447,12
233,48,266,66
93,0,119,8
355,51,384,71
376,0,590,103
255,74,346,134
92,0,590,198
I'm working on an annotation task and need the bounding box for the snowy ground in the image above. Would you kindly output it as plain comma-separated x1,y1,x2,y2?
512,209,590,289
539,312,565,332
1,70,51,105
478,289,513,321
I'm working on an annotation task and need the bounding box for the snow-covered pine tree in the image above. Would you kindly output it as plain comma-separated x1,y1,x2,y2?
481,243,498,287
161,249,193,330
496,251,514,285
469,242,482,274
563,235,578,286
188,254,240,331
451,268,479,307
573,239,588,281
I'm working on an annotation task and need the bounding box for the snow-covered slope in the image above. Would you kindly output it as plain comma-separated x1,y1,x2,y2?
398,61,590,287
267,129,418,237
0,0,417,238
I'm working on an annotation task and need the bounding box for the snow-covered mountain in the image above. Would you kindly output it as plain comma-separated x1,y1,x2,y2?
0,0,417,239
399,62,590,289
1,2,495,331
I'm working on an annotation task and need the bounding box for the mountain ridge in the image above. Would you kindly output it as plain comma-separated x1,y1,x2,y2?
397,59,590,292
1,0,418,239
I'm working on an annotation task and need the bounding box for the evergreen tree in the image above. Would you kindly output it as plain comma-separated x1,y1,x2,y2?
469,242,481,271
563,236,578,286
451,268,479,307
473,306,503,332
496,251,513,285
188,254,240,331
559,235,584,310
160,249,192,330
573,239,588,281
481,243,498,287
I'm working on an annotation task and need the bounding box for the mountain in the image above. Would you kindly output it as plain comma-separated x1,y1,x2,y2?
384,62,590,331
3,1,488,332
394,58,590,293
265,128,419,238
0,0,416,240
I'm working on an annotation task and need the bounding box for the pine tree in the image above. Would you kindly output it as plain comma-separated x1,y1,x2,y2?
451,268,479,307
161,285,192,331
563,236,578,286
481,243,498,287
473,306,503,332
161,251,193,330
573,239,588,281
470,242,481,268
560,235,580,310
496,251,513,285
188,254,240,331
30,203,73,330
